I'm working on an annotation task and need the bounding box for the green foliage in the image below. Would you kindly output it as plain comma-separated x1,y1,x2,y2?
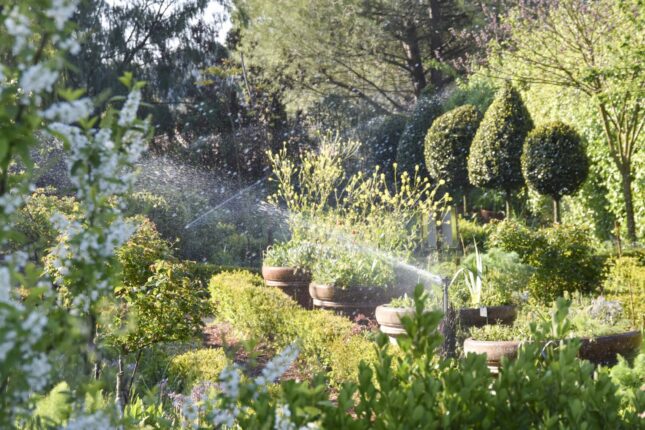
32,382,73,426
469,295,633,341
608,353,645,419
10,189,81,262
468,84,533,194
452,248,532,307
168,348,230,392
522,121,589,200
424,104,482,195
310,247,395,289
209,271,374,385
105,260,211,354
396,96,442,177
116,216,173,288
354,114,407,172
491,220,604,302
262,239,317,270
457,217,492,251
602,257,645,328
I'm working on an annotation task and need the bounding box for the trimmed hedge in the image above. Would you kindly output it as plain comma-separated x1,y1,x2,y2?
209,271,377,384
168,348,230,392
468,84,533,195
424,105,482,196
522,121,589,201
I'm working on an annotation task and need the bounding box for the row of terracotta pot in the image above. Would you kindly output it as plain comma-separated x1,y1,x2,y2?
261,266,642,369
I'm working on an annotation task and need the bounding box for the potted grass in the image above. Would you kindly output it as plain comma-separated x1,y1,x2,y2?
451,247,529,328
309,247,399,317
464,296,642,371
262,240,316,308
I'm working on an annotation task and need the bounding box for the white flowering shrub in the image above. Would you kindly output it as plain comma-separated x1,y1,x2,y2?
0,1,150,426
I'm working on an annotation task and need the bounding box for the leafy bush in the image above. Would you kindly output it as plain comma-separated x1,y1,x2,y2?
451,248,532,307
396,96,442,177
491,220,604,302
522,121,589,221
468,84,533,208
310,246,395,289
168,348,229,392
457,217,492,251
183,288,641,428
11,189,81,262
602,256,644,327
262,239,317,270
469,295,633,341
354,114,407,173
104,260,211,354
209,271,375,385
424,104,482,197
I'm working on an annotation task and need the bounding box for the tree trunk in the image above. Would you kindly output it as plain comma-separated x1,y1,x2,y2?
620,168,637,242
504,190,512,219
401,23,427,98
553,198,561,224
115,354,125,415
462,194,468,215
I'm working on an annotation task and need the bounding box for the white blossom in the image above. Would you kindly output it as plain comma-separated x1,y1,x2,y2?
118,89,142,126
46,0,79,31
4,7,31,54
40,98,93,124
62,411,114,430
19,64,59,103
255,344,299,387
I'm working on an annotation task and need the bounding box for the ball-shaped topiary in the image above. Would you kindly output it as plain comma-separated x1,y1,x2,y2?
468,84,533,214
424,105,483,198
396,95,442,177
522,121,589,222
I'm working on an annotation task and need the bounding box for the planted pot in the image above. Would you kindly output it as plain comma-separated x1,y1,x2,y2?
463,338,521,373
458,305,517,329
309,283,396,317
579,330,642,366
464,330,642,372
375,305,415,338
262,266,312,309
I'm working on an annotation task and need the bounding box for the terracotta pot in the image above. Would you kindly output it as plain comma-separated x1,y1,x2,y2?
309,283,396,317
262,266,312,309
579,331,642,366
464,330,642,372
458,305,517,328
375,305,415,337
463,338,521,372
478,209,505,223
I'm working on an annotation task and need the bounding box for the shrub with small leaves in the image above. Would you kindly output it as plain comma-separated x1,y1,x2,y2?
522,121,589,222
168,348,229,392
424,104,482,197
491,220,604,302
355,114,407,173
396,96,442,177
468,84,533,212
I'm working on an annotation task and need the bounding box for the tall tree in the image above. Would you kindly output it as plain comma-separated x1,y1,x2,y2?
488,0,644,241
231,0,481,113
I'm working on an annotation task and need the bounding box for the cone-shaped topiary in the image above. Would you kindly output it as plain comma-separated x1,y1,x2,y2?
396,95,442,177
424,105,482,207
468,84,533,215
355,114,407,173
522,121,589,223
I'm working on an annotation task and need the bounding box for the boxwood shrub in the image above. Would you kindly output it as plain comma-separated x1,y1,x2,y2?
491,220,604,302
168,348,230,392
209,271,377,384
